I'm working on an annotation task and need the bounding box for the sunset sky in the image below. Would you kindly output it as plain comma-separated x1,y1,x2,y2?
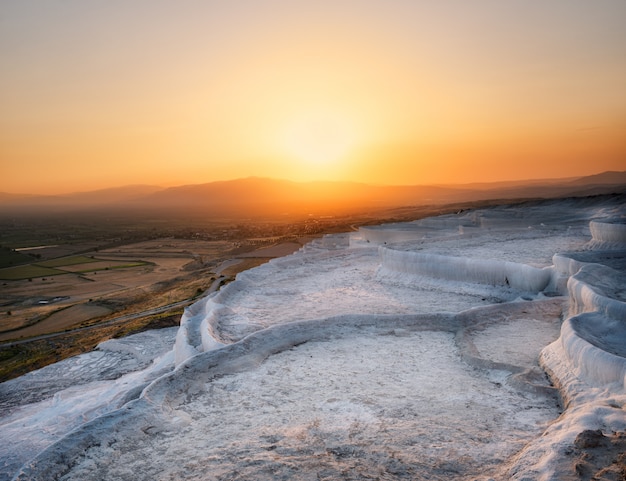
1,1,625,194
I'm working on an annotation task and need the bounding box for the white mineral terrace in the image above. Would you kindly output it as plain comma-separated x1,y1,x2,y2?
1,196,625,481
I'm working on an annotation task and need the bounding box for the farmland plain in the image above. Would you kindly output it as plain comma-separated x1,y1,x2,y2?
0,207,385,380
0,192,610,381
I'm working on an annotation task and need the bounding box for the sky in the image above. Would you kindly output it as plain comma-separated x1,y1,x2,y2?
1,0,625,194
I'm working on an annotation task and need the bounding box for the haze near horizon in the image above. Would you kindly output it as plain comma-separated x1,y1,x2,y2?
1,1,625,195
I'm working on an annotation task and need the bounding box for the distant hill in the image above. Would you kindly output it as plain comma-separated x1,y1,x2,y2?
122,172,626,215
62,185,164,204
565,170,626,186
17,185,163,206
0,185,163,208
0,192,35,202
1,172,624,218
139,177,474,215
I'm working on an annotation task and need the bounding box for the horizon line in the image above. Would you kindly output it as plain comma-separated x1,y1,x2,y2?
3,170,625,197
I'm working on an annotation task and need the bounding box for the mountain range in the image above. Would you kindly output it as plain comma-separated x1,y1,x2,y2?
1,171,625,217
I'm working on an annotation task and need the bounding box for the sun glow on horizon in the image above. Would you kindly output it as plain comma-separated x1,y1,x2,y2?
278,109,360,171
0,1,625,194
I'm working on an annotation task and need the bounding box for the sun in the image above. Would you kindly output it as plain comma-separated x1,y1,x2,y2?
280,110,357,167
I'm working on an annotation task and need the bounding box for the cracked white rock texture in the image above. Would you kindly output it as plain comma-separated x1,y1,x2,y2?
2,195,625,481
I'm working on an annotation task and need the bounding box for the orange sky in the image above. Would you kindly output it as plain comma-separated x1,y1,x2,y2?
1,1,625,194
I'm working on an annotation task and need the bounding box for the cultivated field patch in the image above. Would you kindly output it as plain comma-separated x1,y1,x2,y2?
0,256,151,280
0,304,114,341
0,247,34,269
37,256,99,268
100,239,231,258
59,260,149,273
0,265,66,281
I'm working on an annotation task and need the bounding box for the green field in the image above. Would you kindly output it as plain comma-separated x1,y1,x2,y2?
0,247,35,269
72,261,150,273
0,256,151,280
0,264,66,280
37,255,99,268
